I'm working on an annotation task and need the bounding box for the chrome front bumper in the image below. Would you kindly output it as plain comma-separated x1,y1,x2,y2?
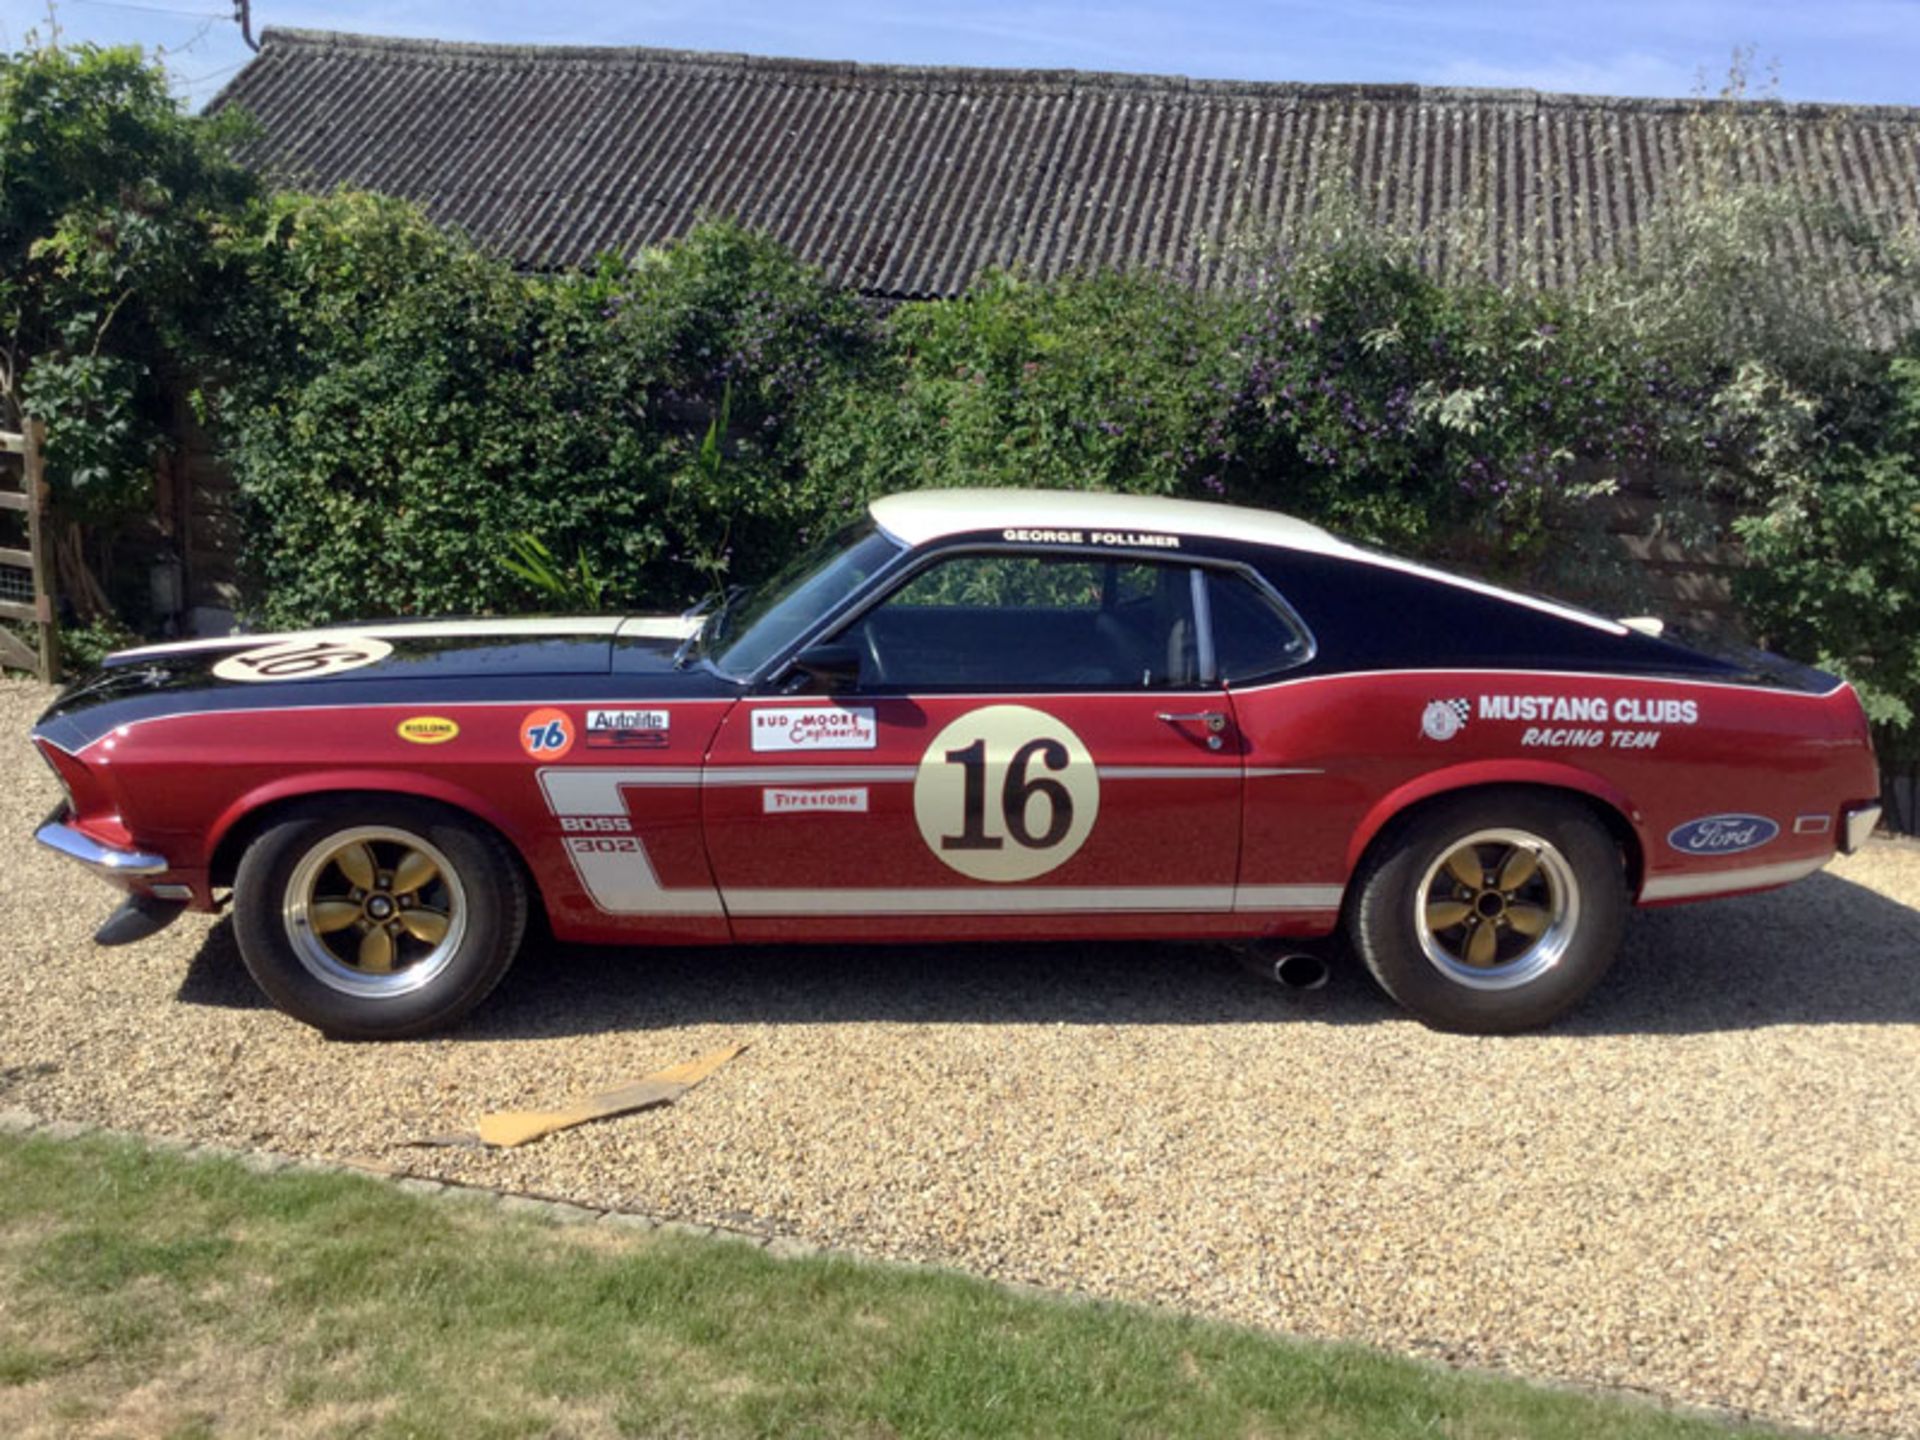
34,814,169,880
1842,802,1882,855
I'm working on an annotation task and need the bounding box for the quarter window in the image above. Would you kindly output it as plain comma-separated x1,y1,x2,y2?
1207,570,1310,682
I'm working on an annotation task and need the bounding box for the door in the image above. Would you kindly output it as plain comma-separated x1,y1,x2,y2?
701,548,1248,942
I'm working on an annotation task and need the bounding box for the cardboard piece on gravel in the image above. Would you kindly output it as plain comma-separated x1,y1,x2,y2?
472,1044,748,1149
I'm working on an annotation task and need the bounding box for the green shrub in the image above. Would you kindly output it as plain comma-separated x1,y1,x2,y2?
220,205,877,625
806,269,1241,506
1735,349,1920,755
55,613,138,674
0,40,255,627
1222,235,1645,561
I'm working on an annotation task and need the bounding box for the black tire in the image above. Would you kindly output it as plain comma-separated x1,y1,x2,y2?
1347,790,1627,1034
232,797,527,1039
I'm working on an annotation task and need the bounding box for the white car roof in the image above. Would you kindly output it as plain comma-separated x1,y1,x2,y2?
866,487,1627,636
868,488,1341,554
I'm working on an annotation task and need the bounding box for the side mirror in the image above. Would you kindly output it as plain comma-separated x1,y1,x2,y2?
790,641,862,693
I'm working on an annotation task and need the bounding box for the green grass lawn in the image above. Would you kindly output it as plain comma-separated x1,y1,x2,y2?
0,1130,1796,1440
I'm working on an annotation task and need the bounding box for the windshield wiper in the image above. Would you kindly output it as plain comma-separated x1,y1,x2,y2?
672,584,748,668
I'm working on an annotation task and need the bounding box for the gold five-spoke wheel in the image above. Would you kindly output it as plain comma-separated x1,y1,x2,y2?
1415,827,1580,991
284,827,468,998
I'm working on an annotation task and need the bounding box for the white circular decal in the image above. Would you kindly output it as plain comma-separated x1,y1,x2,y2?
913,705,1099,882
211,635,394,683
1421,699,1468,742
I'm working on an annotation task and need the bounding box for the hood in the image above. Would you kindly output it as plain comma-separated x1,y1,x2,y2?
98,615,701,680
34,614,723,751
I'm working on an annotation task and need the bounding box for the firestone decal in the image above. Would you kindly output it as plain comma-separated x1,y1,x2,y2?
1668,814,1781,855
520,707,575,760
764,787,869,814
913,705,1099,883
211,635,393,683
1420,699,1470,742
750,706,877,752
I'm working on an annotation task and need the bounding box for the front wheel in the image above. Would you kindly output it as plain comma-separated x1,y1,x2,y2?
1348,792,1627,1033
232,798,528,1039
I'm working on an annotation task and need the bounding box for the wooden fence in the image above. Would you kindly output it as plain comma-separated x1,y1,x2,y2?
0,419,59,682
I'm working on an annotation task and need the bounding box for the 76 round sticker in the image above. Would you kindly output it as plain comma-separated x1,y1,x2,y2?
520,708,575,759
913,706,1099,882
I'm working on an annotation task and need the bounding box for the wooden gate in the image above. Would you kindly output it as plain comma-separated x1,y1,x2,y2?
0,419,59,682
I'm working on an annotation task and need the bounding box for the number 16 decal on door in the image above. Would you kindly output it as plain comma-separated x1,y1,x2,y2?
913,705,1100,882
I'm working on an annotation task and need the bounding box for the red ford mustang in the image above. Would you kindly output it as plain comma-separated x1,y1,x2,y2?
31,490,1881,1037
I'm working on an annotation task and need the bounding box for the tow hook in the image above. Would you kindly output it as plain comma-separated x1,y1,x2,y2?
94,893,188,947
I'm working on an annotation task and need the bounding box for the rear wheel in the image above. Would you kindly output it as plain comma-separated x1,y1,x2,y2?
1348,792,1627,1033
232,798,526,1038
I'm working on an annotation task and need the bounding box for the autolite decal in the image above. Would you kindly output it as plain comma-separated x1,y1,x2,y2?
750,706,877,752
1667,814,1781,854
586,708,670,749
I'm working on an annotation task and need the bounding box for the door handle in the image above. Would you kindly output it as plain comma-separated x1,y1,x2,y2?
1157,710,1228,733
1158,710,1230,749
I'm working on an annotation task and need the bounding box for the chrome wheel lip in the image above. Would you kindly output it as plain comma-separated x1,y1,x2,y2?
1414,827,1580,992
283,826,467,999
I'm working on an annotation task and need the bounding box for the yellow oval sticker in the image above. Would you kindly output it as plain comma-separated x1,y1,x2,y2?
397,715,460,745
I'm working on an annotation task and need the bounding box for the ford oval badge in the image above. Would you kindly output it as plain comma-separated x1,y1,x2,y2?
1666,814,1781,855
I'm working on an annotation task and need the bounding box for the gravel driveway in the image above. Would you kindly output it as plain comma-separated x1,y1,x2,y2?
5,676,1917,1437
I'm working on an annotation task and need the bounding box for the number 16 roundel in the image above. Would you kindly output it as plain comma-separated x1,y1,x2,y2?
913,705,1100,882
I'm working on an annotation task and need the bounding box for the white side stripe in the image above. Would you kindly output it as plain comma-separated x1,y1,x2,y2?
560,840,726,915
1235,884,1345,910
1640,855,1829,901
539,769,704,813
725,883,1344,916
708,766,918,786
544,765,1287,797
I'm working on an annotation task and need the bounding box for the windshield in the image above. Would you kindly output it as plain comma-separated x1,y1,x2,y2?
705,522,903,678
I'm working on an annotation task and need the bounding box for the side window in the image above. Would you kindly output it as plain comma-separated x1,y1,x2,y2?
844,552,1201,690
1207,571,1311,682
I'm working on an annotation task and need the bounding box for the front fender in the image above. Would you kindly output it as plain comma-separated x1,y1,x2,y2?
205,769,534,872
1342,759,1645,877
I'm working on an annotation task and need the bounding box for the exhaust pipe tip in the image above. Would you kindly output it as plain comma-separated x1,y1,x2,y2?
1272,951,1330,991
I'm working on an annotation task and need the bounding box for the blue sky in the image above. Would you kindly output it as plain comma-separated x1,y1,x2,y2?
4,1,1918,110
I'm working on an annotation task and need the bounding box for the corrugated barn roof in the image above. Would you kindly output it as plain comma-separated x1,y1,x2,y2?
217,28,1920,308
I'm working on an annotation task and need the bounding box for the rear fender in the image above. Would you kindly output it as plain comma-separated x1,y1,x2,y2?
1344,760,1645,878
